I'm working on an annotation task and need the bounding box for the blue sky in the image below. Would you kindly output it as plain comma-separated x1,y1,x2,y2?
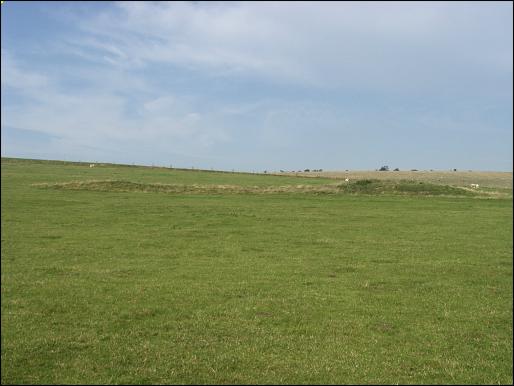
1,1,512,172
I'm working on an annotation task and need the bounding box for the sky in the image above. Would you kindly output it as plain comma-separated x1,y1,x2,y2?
1,1,513,172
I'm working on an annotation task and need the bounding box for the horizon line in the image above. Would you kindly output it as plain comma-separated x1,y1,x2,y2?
2,156,513,174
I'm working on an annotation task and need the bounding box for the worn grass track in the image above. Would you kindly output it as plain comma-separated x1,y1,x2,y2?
1,158,513,384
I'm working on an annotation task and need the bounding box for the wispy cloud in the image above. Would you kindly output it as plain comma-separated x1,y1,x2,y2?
1,50,50,92
68,1,512,92
2,51,231,170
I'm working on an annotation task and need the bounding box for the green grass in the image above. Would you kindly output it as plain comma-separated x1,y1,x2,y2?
0,157,335,187
2,158,513,384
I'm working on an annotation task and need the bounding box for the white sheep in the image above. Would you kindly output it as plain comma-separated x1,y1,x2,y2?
89,164,95,168
345,178,350,182
470,183,479,189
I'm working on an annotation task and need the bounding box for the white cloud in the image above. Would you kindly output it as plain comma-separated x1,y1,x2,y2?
68,1,512,91
1,47,229,154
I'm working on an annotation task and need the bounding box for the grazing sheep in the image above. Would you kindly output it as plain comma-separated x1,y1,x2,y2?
470,183,479,188
345,178,350,182
89,164,95,168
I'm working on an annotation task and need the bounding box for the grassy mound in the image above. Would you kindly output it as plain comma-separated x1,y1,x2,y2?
35,179,481,197
34,180,339,194
338,179,477,196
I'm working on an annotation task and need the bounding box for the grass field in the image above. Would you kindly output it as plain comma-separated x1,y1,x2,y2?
1,157,513,384
287,170,513,190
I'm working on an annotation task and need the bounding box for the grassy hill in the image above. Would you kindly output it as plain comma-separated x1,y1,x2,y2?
2,157,512,384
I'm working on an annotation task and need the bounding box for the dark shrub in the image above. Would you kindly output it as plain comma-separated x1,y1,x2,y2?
355,179,376,186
